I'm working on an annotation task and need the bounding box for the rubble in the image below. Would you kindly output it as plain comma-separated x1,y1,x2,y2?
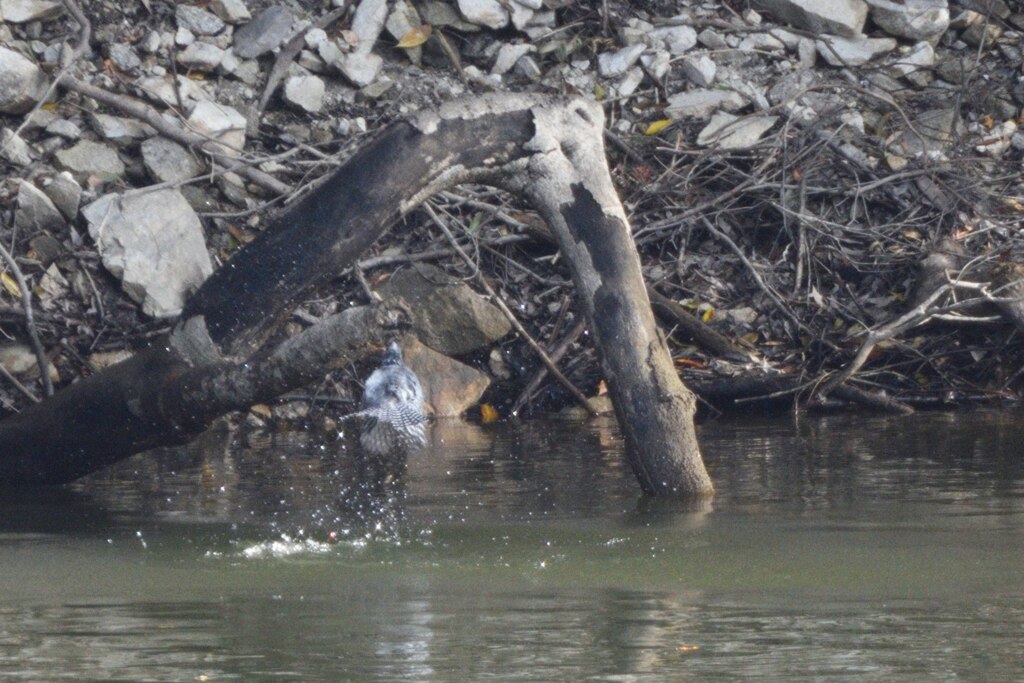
2,0,1024,418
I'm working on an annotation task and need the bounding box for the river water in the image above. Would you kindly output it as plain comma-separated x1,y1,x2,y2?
1,410,1022,680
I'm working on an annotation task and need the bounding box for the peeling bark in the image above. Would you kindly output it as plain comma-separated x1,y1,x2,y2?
0,94,713,497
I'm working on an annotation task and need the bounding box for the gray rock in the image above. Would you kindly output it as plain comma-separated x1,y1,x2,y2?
753,0,868,37
376,264,512,355
15,181,64,233
177,41,225,70
350,0,388,52
283,74,325,113
738,32,786,52
55,140,125,181
338,51,384,86
88,112,155,140
1,127,33,165
176,4,225,35
816,34,896,66
422,0,472,29
107,43,141,72
136,74,213,112
209,0,250,23
514,54,541,79
186,100,246,155
402,336,490,417
82,189,213,318
697,112,779,149
385,0,422,64
650,24,698,55
42,171,81,220
457,0,509,30
141,137,203,183
0,46,49,114
233,6,294,58
866,0,949,40
888,40,935,86
139,30,162,53
176,26,196,46
891,107,962,157
492,43,535,75
44,118,81,138
508,0,533,30
0,0,63,22
597,43,645,78
619,18,654,47
680,53,717,86
698,27,728,49
666,89,745,120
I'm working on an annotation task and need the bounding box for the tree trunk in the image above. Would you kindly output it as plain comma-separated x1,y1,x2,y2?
0,94,713,497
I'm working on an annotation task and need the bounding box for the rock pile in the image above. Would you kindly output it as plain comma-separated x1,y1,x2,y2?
1,0,1023,417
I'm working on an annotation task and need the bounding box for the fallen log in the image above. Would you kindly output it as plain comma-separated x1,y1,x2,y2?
0,94,713,497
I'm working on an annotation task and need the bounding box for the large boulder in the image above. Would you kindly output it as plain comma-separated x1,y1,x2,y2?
82,189,213,318
400,337,491,417
376,264,512,355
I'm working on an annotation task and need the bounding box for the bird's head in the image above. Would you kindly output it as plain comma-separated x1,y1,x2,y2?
381,341,404,366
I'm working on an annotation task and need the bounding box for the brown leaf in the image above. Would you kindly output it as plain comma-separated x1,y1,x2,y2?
396,24,432,48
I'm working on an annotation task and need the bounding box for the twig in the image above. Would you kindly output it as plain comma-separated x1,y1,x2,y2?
510,317,587,416
0,242,52,396
254,3,351,124
422,203,597,415
61,76,292,196
0,363,38,404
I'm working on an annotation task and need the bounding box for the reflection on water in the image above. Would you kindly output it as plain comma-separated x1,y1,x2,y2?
1,411,1023,680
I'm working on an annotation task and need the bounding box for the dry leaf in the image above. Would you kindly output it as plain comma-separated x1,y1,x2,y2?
480,403,499,424
644,119,672,136
396,24,432,48
701,307,714,322
249,404,272,419
1,272,21,298
596,379,608,396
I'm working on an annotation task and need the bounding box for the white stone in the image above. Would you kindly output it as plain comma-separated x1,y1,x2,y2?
187,100,247,155
816,34,896,66
697,112,779,149
0,46,49,114
508,1,533,30
0,0,63,23
350,0,388,53
0,127,32,165
597,43,645,78
698,28,728,49
640,50,671,80
284,74,325,113
866,0,949,40
753,0,868,37
650,24,698,55
666,89,745,120
680,53,717,86
82,190,213,319
209,0,250,23
492,43,535,75
136,75,212,113
175,27,196,46
338,51,384,86
613,67,644,98
457,0,508,30
177,41,225,70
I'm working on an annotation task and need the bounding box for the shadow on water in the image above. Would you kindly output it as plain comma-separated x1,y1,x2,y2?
1,409,1023,680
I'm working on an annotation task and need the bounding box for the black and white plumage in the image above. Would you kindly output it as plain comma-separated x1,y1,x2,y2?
347,341,427,457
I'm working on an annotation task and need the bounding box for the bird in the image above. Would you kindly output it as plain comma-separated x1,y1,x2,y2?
342,341,427,458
